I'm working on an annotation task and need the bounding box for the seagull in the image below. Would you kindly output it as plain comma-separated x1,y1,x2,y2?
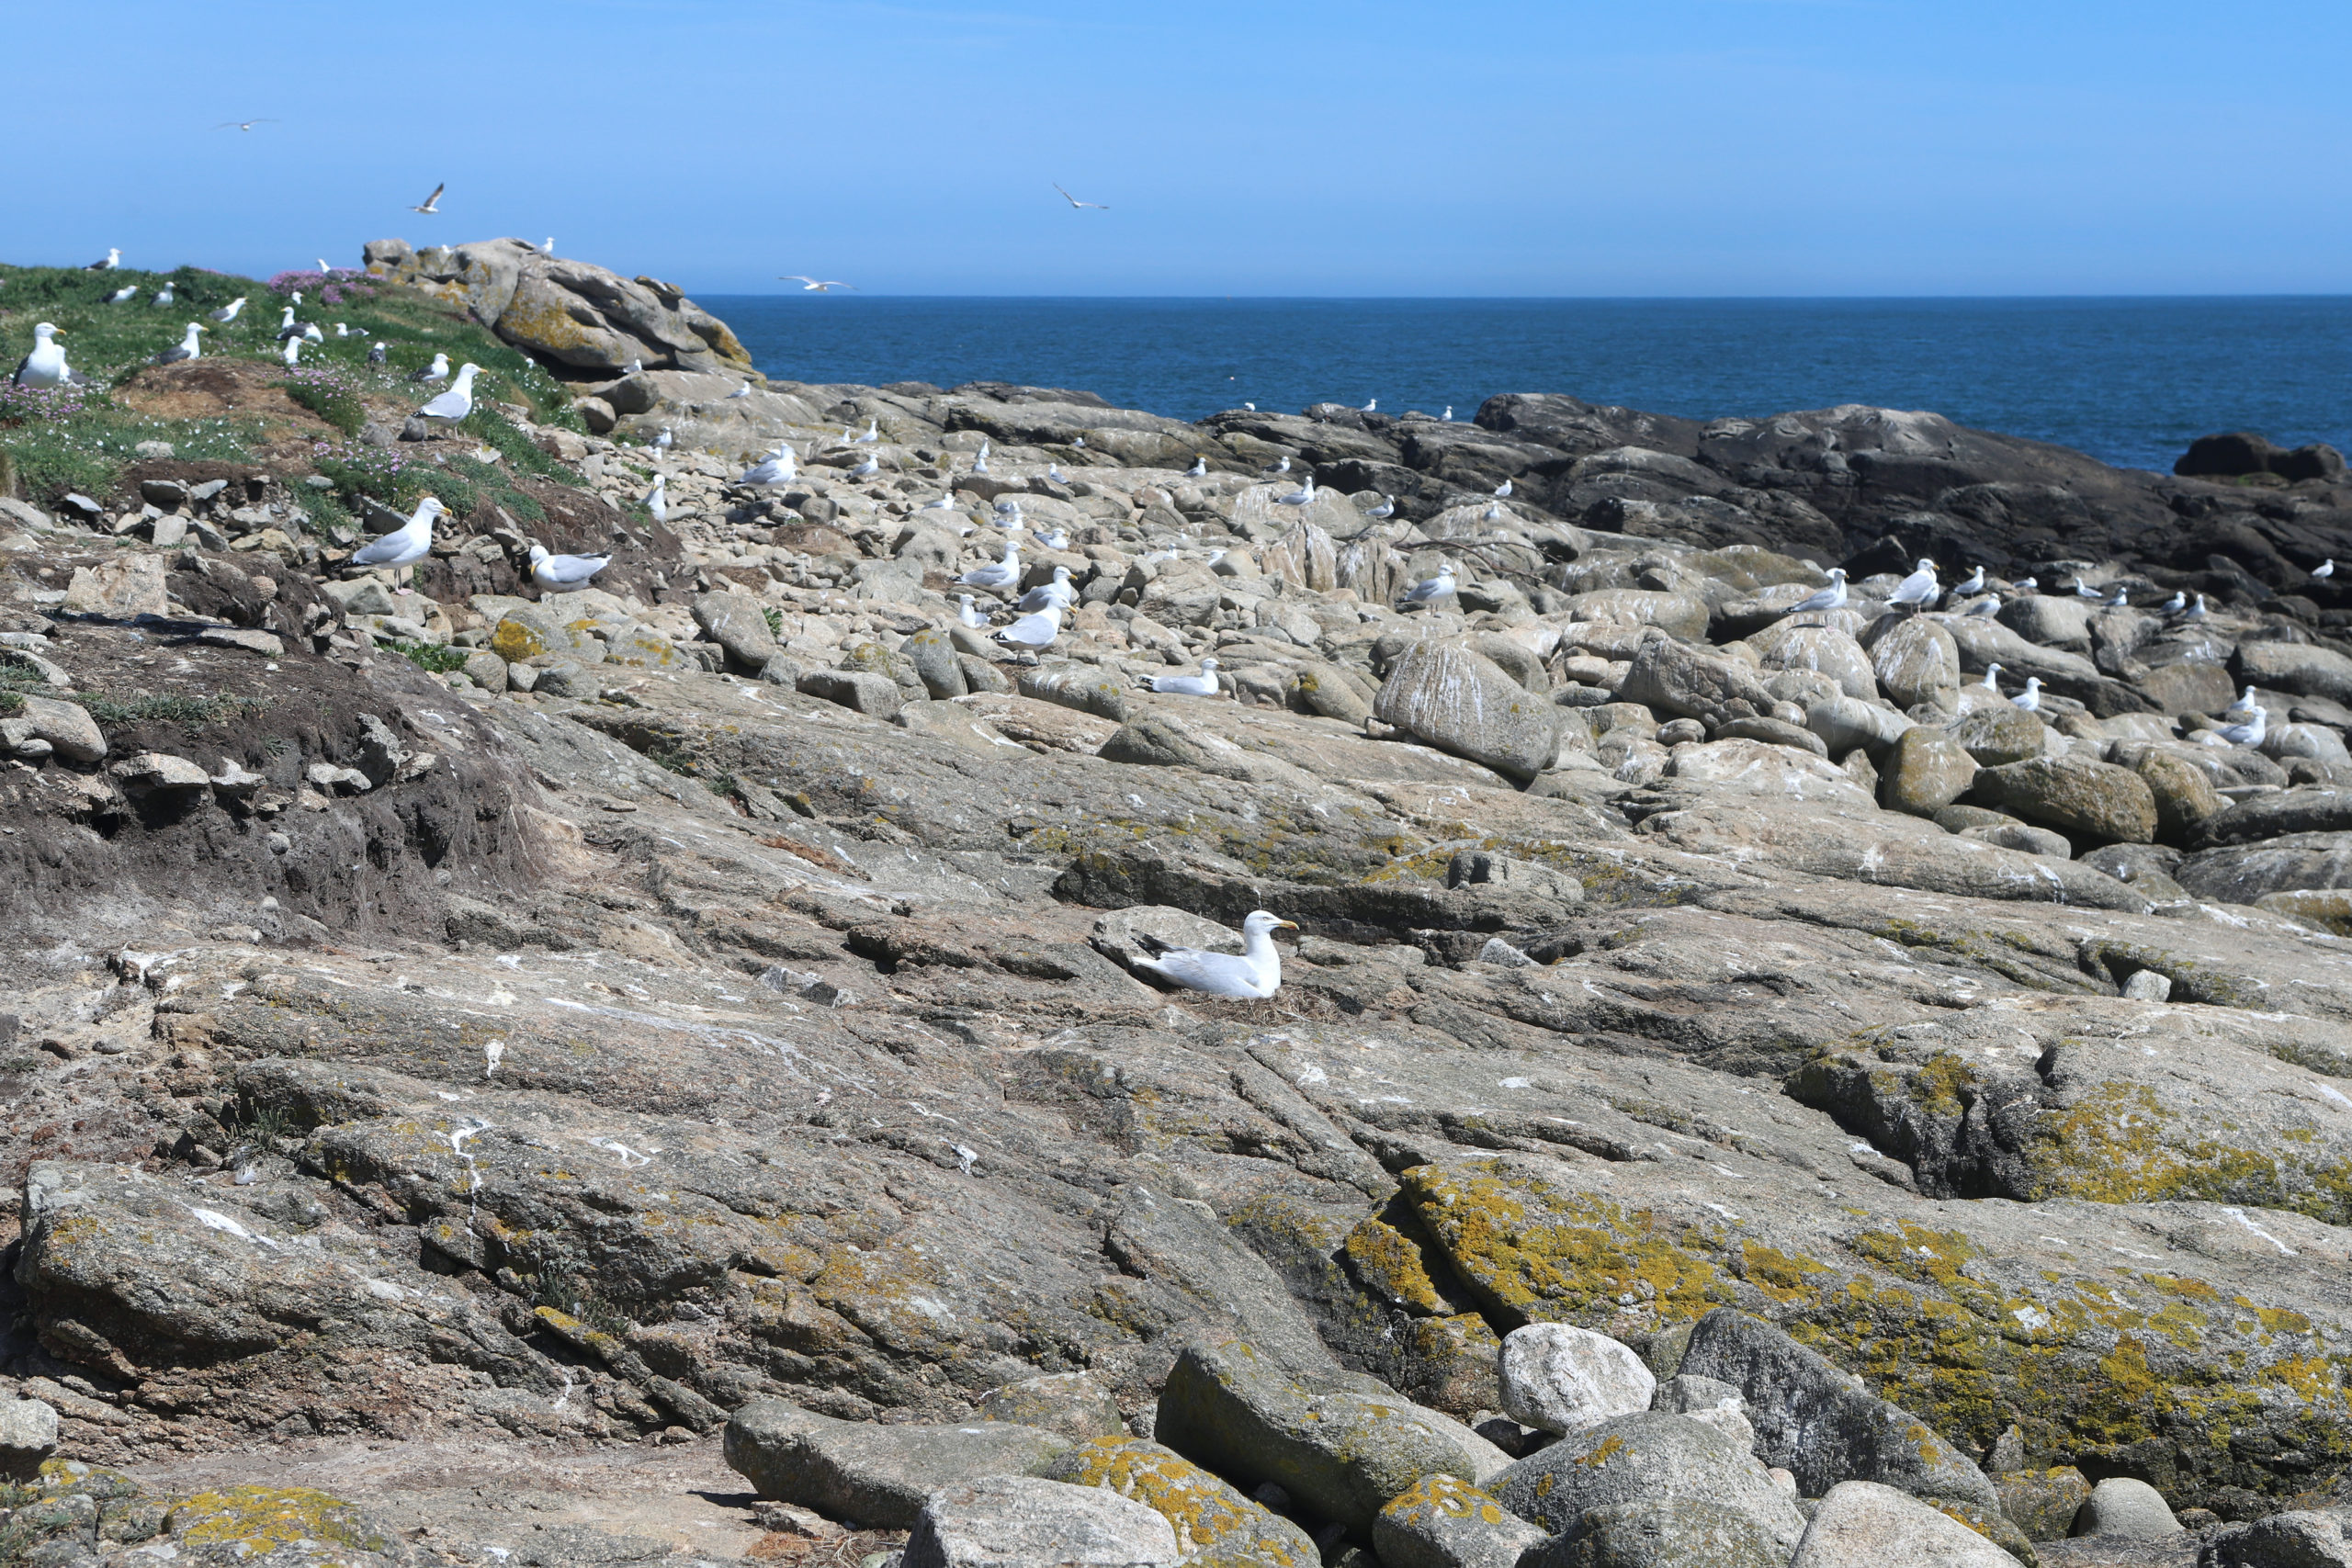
1888,558,1939,609
529,543,612,594
972,441,990,476
334,322,350,337
105,286,135,304
1401,560,1457,604
1952,566,1985,596
2015,576,2038,593
739,446,797,485
854,419,879,444
996,498,1024,525
2214,705,2267,748
410,352,449,384
1483,502,1504,522
1276,474,1317,506
1185,455,1208,477
316,258,331,273
654,426,674,450
367,341,389,366
848,454,881,479
153,322,207,365
86,249,120,271
2224,684,2260,722
350,496,443,592
1046,462,1069,484
2316,559,2336,580
419,362,481,421
922,492,955,511
727,380,754,399
959,543,1021,593
1132,910,1298,999
1017,566,1076,614
995,603,1063,649
2011,676,2042,713
1072,434,1085,448
209,296,246,322
2073,578,2102,599
274,305,299,339
1981,663,2003,690
1244,401,1256,412
1366,495,1395,519
957,594,988,627
301,322,324,344
780,276,854,291
280,335,302,366
2159,591,2186,614
1262,455,1292,477
1442,405,1453,421
11,323,70,388
214,118,277,131
1780,568,1847,620
1037,527,1069,550
1493,478,1513,498
540,237,555,255
625,357,644,375
1363,398,1377,412
2181,593,2209,621
1149,657,1220,696
1052,183,1109,209
153,284,175,306
2105,586,2129,608
1964,594,2002,617
643,474,667,524
412,183,446,214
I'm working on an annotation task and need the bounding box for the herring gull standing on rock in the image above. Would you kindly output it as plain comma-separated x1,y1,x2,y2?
2011,677,2042,713
959,543,1021,594
1779,569,1846,622
1016,566,1075,614
642,474,667,524
739,445,796,485
1276,474,1317,506
1888,558,1939,609
1400,560,1457,604
994,603,1063,650
350,497,443,592
1965,594,2002,618
1133,911,1297,999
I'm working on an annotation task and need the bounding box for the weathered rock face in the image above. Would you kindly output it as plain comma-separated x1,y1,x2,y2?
366,237,752,375
12,269,2352,1559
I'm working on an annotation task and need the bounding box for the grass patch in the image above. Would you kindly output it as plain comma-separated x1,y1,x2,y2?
74,692,266,728
534,1268,632,1338
385,637,467,674
282,367,367,436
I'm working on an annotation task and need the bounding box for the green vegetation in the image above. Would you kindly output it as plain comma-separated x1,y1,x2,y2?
385,637,468,674
0,258,581,514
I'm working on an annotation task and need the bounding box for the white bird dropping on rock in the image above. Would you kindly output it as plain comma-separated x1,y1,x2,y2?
1132,910,1297,998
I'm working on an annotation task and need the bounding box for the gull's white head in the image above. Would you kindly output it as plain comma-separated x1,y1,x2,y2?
528,544,550,564
32,322,58,340
1242,910,1300,939
1199,657,1218,674
1915,558,1935,572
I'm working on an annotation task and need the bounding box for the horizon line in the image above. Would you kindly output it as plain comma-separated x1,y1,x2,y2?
691,290,2352,302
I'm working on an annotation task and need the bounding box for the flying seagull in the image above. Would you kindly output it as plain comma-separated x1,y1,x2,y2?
1888,558,1939,609
86,249,120,271
1148,657,1221,697
411,182,445,214
1052,183,1109,209
780,276,853,291
409,352,450,384
1779,568,1848,621
10,323,70,388
213,118,277,131
530,543,611,595
418,363,481,421
209,296,246,322
153,322,207,365
1132,910,1298,999
350,497,444,592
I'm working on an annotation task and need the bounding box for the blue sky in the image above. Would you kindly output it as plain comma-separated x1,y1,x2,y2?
17,0,2352,296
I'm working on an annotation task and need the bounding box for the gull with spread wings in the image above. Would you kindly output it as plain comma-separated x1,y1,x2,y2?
213,118,277,131
1053,183,1108,209
410,182,445,214
780,276,854,291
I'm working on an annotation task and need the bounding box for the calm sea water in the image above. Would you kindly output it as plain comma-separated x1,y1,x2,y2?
702,296,2352,475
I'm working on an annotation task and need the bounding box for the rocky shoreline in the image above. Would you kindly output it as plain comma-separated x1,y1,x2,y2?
1,239,2351,1566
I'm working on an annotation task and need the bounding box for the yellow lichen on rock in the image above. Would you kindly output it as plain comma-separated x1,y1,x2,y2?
167,1485,384,1553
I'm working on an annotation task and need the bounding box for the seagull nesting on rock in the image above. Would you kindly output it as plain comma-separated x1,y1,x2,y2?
2315,559,2336,580
739,445,797,485
1366,495,1395,519
643,474,667,524
1186,455,1208,477
1401,561,1457,604
530,543,611,594
1148,658,1220,696
1276,474,1317,506
2212,705,2267,748
1132,910,1297,999
1493,478,1512,498
410,352,449,384
956,594,987,627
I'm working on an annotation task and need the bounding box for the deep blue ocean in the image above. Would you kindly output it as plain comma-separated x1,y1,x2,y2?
702,296,2352,476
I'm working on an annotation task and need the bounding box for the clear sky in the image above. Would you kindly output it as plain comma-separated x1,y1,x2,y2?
17,0,2352,297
